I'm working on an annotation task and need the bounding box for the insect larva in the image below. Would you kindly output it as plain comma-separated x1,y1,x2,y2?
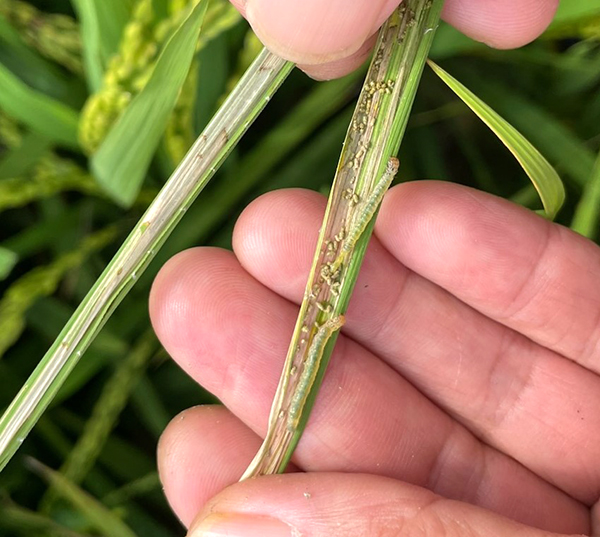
332,157,399,272
343,157,399,255
287,315,345,431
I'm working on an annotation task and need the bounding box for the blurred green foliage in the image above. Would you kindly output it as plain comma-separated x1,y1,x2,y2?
0,0,599,535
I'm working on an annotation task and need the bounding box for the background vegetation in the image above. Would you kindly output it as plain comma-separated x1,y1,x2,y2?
0,0,599,535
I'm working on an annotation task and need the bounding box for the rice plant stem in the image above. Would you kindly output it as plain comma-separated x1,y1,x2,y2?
0,48,293,472
242,0,445,479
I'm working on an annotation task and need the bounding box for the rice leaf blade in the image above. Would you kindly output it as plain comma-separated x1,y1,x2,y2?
572,150,600,239
454,71,595,186
0,63,79,148
26,458,137,537
428,60,565,219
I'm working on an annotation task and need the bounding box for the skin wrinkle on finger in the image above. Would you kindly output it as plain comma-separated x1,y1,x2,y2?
231,187,600,503
189,474,439,536
158,406,270,527
159,412,588,537
375,185,600,500
189,473,570,537
376,182,600,372
150,248,589,533
300,35,377,81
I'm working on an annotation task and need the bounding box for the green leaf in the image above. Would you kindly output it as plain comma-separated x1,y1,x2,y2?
41,331,157,512
70,0,135,91
571,150,600,240
26,458,138,537
0,63,79,148
91,1,209,207
428,60,565,220
0,497,89,537
452,70,595,187
0,247,17,281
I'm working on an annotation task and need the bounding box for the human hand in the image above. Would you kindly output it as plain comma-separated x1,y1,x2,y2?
228,0,559,79
150,182,600,536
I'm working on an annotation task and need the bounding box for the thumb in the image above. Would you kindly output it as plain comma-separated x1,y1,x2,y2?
185,473,574,537
241,0,399,66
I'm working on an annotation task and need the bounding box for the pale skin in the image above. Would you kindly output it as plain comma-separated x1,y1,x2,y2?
150,1,600,536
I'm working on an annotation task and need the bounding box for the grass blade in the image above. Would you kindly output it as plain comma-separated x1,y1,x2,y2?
91,0,208,207
571,150,600,239
0,48,293,473
41,331,158,511
26,458,137,537
191,70,363,238
243,0,444,479
102,472,161,507
453,71,595,187
195,1,240,50
428,60,565,219
0,497,89,537
0,62,79,148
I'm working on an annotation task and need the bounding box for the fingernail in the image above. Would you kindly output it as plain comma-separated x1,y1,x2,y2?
245,0,385,64
188,513,295,537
